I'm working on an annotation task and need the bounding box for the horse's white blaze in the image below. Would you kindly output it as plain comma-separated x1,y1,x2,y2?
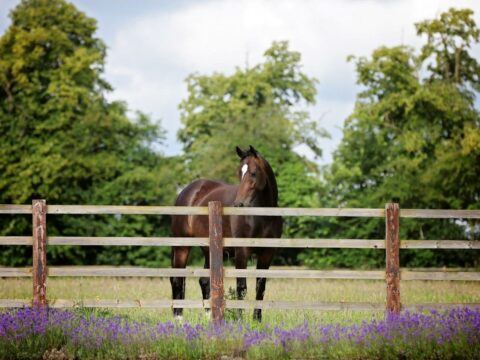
241,164,248,179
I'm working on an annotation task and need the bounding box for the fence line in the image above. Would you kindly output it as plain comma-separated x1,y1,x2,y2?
0,201,479,322
1,236,479,249
2,204,480,218
2,267,480,281
1,298,477,311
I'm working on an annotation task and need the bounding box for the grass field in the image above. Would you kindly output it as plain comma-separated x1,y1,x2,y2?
1,275,480,359
2,274,480,324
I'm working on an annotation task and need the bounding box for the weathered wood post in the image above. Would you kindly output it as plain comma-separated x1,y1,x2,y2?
385,202,400,314
208,201,225,323
32,199,47,307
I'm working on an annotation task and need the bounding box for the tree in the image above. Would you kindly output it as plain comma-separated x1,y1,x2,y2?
0,0,180,266
177,41,327,264
416,8,480,88
303,8,480,269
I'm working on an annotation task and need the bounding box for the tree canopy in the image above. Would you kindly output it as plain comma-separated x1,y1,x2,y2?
0,0,179,267
0,2,478,269
302,8,480,268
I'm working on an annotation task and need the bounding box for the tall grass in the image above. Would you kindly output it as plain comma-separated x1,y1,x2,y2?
1,275,479,325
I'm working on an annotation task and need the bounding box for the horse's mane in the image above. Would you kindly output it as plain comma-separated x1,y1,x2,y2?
257,154,279,207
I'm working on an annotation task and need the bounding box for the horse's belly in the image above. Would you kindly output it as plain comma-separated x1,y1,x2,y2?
188,214,233,238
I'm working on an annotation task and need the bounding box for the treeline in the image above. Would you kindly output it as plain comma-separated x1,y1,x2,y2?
0,0,478,268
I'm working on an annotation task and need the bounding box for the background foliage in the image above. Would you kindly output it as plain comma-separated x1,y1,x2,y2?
0,0,182,267
301,8,480,268
0,1,478,268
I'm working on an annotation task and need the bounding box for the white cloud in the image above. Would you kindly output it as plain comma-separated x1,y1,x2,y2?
104,0,480,161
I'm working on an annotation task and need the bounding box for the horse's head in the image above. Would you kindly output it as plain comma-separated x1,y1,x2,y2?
233,145,269,207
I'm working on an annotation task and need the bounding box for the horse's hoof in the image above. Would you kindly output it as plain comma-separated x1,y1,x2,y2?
253,310,262,322
204,309,211,318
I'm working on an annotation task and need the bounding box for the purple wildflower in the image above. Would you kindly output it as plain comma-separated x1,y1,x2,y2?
0,306,479,357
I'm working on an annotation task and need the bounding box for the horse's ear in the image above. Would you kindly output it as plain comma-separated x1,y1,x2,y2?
249,145,258,157
236,146,246,159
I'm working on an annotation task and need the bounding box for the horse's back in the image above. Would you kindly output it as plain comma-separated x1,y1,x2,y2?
174,179,237,206
172,179,236,237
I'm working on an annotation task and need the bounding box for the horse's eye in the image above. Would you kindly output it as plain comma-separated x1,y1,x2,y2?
251,171,257,177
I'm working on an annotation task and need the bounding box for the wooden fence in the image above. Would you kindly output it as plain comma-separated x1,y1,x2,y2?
1,200,479,322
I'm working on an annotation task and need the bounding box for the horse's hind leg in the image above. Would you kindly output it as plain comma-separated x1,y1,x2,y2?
170,246,190,318
253,248,274,322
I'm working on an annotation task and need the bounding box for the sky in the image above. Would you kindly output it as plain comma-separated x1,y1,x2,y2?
1,0,479,164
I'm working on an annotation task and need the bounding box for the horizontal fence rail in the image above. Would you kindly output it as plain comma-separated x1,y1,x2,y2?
2,298,478,311
0,201,479,322
0,299,387,311
0,205,32,214
1,236,479,249
2,204,480,218
47,205,210,215
3,267,479,281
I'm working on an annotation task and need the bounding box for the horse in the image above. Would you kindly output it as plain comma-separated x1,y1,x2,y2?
170,145,282,321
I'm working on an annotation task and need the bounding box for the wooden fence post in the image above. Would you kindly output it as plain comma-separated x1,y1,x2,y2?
208,201,224,323
32,199,47,307
385,203,400,314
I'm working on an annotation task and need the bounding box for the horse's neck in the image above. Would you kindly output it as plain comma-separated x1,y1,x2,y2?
259,160,279,207
258,186,277,207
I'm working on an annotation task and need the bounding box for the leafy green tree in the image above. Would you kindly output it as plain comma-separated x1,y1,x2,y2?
0,0,180,266
177,41,327,264
302,8,480,269
416,8,480,88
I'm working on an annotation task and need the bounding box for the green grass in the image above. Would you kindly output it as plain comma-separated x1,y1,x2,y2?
2,273,479,325
1,275,480,359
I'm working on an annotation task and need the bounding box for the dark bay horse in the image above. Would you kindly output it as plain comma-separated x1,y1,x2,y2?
170,146,282,321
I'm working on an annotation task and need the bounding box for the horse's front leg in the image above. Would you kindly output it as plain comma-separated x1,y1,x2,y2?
170,246,190,318
198,248,210,316
235,248,248,300
253,248,274,322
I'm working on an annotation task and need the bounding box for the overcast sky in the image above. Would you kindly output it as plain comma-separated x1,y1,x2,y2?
1,0,479,163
